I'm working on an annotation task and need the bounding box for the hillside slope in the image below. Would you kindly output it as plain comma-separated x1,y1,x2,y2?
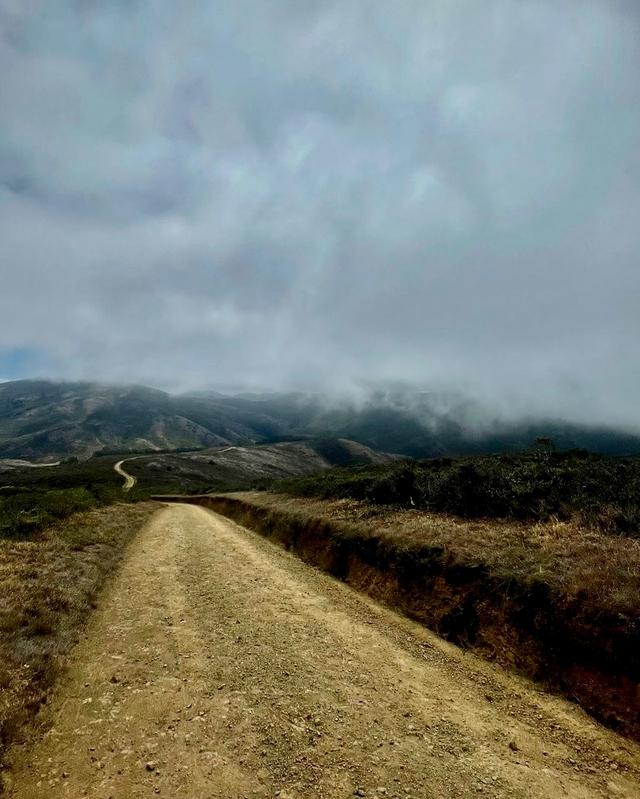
2,379,640,461
124,438,398,495
0,381,307,460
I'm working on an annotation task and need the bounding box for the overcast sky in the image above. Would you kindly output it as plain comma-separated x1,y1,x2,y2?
1,1,639,427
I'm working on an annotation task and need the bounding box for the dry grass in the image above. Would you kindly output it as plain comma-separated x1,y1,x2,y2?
232,492,640,616
0,502,157,766
174,491,639,737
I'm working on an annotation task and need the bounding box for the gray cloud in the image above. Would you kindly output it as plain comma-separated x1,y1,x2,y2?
1,0,639,427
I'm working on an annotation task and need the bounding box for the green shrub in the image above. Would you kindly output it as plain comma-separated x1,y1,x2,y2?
274,450,640,536
0,488,98,539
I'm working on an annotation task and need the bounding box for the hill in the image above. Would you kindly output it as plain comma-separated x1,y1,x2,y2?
125,438,397,495
2,379,640,461
0,380,311,460
0,438,394,539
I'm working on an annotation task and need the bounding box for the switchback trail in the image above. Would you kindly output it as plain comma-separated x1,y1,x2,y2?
6,504,640,798
114,459,137,491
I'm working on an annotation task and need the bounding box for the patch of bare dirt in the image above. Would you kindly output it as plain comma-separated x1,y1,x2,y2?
4,504,640,798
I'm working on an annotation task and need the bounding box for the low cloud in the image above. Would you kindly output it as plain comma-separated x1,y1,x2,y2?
1,1,639,428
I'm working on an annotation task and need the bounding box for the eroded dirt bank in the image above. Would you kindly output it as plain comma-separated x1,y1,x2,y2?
5,504,640,798
170,492,640,740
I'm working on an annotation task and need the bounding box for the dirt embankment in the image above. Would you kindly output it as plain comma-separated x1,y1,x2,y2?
5,504,640,798
165,492,640,741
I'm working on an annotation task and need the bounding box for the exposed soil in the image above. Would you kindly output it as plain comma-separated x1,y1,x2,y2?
4,504,640,798
0,502,157,771
175,492,640,739
113,460,137,491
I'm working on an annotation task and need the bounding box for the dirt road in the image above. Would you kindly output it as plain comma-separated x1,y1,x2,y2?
114,459,137,491
6,504,640,798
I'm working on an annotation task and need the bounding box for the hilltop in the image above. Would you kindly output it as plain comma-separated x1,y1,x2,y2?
2,379,640,462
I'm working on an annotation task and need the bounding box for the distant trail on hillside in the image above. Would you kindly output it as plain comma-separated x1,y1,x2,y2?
114,459,137,491
5,504,640,798
0,459,61,470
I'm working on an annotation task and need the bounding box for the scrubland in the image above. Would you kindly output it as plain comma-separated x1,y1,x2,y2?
0,502,156,762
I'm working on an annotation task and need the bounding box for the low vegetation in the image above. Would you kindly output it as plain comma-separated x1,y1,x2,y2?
2,440,639,764
0,457,135,539
0,501,156,776
274,448,640,535
172,490,640,739
0,454,218,526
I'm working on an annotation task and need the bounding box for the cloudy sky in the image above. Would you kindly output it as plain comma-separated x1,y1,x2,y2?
1,1,639,426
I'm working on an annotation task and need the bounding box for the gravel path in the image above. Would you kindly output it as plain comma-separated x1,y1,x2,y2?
6,504,640,798
114,459,137,491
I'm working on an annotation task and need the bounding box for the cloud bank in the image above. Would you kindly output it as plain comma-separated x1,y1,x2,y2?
1,1,639,427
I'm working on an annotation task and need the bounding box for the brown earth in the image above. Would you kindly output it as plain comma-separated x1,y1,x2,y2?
173,492,640,739
0,502,157,768
4,503,640,798
113,459,137,491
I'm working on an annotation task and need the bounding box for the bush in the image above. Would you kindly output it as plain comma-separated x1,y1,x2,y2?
0,488,99,539
274,451,640,536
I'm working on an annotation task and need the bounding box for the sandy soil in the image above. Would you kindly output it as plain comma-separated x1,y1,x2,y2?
0,460,60,471
5,504,640,798
113,460,137,491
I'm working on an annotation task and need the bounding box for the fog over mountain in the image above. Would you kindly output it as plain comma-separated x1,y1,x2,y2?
3,379,640,461
1,2,639,431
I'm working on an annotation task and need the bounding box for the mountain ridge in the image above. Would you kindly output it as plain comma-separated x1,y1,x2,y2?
1,379,640,461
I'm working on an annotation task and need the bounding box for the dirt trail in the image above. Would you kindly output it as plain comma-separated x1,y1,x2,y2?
6,504,640,798
114,459,137,491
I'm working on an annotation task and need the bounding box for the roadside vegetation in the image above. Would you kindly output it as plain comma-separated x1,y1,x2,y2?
178,466,640,738
3,440,640,761
0,501,156,777
0,454,220,538
273,447,640,535
0,458,133,539
0,457,160,778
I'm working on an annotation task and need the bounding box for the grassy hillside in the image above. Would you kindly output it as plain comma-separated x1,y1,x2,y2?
0,438,394,537
123,437,396,495
273,449,640,536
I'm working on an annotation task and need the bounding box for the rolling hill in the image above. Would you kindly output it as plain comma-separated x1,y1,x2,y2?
1,379,640,462
125,438,398,495
0,380,310,460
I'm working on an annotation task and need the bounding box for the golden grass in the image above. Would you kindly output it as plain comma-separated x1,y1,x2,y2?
177,491,640,736
231,492,640,615
0,502,157,767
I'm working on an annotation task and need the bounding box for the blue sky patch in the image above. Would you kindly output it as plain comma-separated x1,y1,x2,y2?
0,348,50,380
